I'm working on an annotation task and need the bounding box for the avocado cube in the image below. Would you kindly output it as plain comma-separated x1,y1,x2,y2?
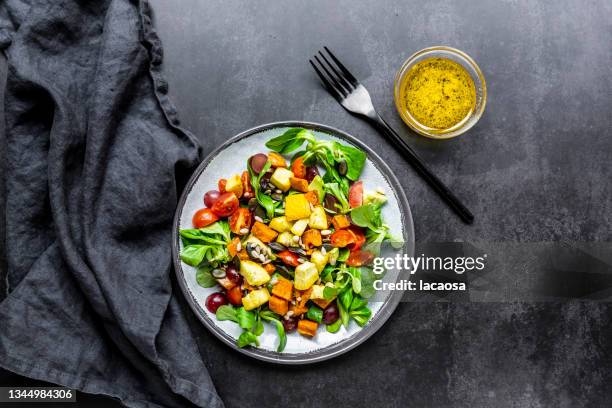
240,260,271,286
285,194,311,221
270,168,294,192
242,288,270,311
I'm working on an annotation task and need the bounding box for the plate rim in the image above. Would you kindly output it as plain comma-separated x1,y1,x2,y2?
172,120,414,364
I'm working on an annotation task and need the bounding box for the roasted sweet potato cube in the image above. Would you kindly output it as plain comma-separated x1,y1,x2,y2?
312,298,333,309
332,214,351,230
290,177,309,192
271,277,293,301
304,190,319,206
251,221,278,243
294,288,312,307
297,319,318,337
217,277,236,290
227,237,241,257
267,152,287,168
289,303,308,317
302,229,322,249
263,263,276,274
268,296,288,315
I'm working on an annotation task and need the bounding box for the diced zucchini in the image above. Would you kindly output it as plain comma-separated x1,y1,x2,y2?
276,231,298,247
285,194,312,221
290,218,309,236
239,260,271,286
269,216,293,233
242,288,270,310
225,174,243,197
310,250,329,273
308,206,328,230
294,261,319,290
270,168,294,192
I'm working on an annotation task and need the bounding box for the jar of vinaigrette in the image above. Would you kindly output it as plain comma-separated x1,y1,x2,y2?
394,46,487,139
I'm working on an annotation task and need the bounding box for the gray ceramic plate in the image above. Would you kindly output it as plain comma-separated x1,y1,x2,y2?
172,121,414,364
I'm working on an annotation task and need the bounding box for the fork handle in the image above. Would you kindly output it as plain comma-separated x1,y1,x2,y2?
368,114,474,224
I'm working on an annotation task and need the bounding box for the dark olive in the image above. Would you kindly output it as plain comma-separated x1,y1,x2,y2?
305,166,319,182
337,159,348,176
254,205,266,221
324,193,339,212
247,197,258,211
249,153,268,174
268,242,286,252
323,302,340,325
282,317,298,333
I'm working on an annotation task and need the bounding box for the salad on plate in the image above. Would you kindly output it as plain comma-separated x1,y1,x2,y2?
179,128,398,352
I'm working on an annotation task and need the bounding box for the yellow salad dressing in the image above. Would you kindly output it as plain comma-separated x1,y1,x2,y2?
399,58,476,130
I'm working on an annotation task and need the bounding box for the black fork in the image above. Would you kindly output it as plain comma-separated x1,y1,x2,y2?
310,47,474,224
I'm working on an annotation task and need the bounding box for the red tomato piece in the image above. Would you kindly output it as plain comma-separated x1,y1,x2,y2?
346,250,375,267
347,226,366,251
241,171,254,200
348,181,363,208
192,208,219,228
218,178,227,193
211,192,239,217
329,230,355,248
291,156,307,179
229,208,253,234
227,286,243,306
278,250,300,267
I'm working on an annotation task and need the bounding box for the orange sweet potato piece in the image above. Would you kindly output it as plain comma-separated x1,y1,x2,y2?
304,190,319,206
289,304,308,316
227,237,241,257
267,152,287,168
271,277,293,301
251,221,278,243
237,248,250,260
297,319,318,337
268,296,288,315
217,277,236,290
302,229,322,249
290,177,309,193
331,214,351,230
264,263,276,274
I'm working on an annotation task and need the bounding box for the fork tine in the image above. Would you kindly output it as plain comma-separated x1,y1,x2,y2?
309,59,343,102
318,51,354,92
314,55,349,97
323,46,359,87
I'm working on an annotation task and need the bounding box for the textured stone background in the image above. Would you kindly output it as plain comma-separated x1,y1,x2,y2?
2,0,612,406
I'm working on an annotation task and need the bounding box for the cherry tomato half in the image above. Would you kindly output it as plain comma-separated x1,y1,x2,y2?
241,171,254,200
211,192,239,217
347,226,366,251
348,181,363,208
192,208,219,228
346,250,375,267
227,286,243,306
218,178,227,193
229,208,253,234
278,250,300,267
329,230,355,248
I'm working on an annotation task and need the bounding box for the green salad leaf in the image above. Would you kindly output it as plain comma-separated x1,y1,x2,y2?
324,182,351,213
215,305,238,322
326,319,343,333
179,221,232,266
195,265,217,288
260,310,287,352
238,331,259,348
335,143,366,181
249,160,278,219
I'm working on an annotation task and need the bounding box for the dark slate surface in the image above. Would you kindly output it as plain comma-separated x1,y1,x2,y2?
2,0,612,406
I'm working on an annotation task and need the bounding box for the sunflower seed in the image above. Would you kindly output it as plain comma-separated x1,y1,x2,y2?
320,229,332,236
259,254,267,263
264,189,271,195
239,228,249,235
292,235,300,243
254,216,264,223
321,246,327,255
275,189,283,194
296,296,301,302
297,258,306,263
236,241,242,252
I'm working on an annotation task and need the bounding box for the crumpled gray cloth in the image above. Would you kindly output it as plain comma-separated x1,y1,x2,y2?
0,0,223,406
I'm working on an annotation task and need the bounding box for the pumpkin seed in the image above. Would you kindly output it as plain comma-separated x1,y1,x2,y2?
211,268,226,279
